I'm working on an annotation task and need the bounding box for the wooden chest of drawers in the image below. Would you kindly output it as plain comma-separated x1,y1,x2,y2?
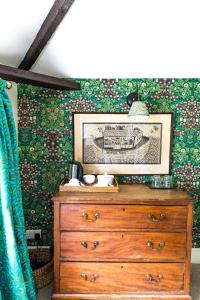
51,184,194,300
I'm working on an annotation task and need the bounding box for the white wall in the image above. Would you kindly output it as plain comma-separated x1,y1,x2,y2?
35,0,200,78
192,248,200,264
0,0,200,78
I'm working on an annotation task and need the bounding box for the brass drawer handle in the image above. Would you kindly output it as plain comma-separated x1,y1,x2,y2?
148,213,166,222
81,241,99,250
81,273,98,283
82,212,100,222
147,274,163,283
146,241,165,252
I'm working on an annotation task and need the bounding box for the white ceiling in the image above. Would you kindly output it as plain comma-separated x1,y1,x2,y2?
1,0,200,78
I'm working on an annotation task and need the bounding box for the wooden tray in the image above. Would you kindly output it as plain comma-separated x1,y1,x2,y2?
59,178,119,193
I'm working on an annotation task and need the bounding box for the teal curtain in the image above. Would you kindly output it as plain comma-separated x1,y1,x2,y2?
0,80,36,300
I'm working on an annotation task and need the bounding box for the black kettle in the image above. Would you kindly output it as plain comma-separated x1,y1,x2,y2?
68,161,83,181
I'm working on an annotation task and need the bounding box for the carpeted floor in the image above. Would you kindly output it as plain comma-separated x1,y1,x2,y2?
37,263,200,300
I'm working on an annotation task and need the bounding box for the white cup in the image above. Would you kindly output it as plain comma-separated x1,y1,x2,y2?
83,175,96,185
67,178,81,186
97,174,114,186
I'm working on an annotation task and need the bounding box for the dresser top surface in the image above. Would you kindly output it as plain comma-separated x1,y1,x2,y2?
52,184,194,205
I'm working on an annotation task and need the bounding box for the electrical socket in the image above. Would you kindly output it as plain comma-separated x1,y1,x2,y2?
26,229,41,240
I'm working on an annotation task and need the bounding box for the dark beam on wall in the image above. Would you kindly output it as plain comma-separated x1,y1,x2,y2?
0,64,80,90
18,0,75,70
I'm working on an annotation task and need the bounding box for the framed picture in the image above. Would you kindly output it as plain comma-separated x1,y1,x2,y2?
73,113,173,175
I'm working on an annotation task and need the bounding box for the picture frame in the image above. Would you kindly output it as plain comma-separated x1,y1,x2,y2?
73,112,173,175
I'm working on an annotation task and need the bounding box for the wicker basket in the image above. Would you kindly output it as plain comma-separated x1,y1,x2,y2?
29,247,53,289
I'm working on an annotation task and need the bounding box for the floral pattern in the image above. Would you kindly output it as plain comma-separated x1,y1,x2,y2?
18,79,200,246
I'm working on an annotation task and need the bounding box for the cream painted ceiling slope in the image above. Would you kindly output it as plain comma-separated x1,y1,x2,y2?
0,0,200,78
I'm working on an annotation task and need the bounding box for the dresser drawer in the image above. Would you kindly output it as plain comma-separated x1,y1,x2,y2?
60,204,187,230
60,262,184,292
60,232,186,262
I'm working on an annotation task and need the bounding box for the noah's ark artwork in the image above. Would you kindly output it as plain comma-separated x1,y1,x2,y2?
83,123,161,164
74,113,172,175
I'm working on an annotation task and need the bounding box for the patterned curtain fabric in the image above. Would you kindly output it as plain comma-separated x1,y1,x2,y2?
0,80,36,300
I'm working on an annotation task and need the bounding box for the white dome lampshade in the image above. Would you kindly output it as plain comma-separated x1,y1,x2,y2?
126,91,149,117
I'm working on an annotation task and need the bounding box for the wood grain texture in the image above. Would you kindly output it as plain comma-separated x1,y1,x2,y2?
19,0,75,70
59,178,119,192
184,204,193,293
53,202,60,291
60,262,184,292
60,232,186,262
52,184,194,205
60,204,187,230
51,184,193,300
0,63,80,90
52,295,192,300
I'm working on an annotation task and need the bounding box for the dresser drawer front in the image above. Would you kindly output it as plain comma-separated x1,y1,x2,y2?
60,204,187,230
60,262,184,292
60,232,186,262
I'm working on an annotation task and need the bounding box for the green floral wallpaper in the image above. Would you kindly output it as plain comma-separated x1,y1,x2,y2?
18,79,200,246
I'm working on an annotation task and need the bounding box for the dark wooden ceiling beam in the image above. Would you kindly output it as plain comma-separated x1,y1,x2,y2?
0,64,80,90
18,0,75,70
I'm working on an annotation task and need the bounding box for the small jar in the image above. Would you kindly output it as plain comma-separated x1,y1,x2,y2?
151,175,162,188
163,175,173,188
